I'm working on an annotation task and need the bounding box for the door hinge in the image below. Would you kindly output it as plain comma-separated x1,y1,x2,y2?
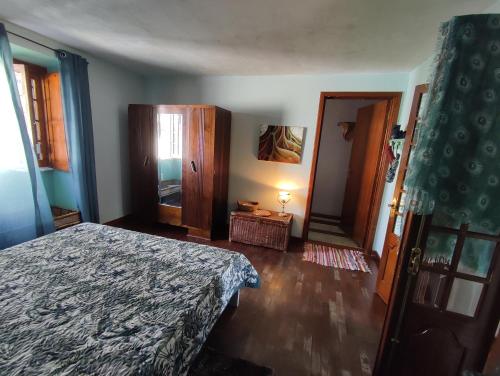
407,247,422,276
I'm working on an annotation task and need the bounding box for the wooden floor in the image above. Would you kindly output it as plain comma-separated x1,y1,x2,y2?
108,218,387,376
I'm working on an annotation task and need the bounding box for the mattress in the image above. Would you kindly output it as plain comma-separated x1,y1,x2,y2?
0,223,259,375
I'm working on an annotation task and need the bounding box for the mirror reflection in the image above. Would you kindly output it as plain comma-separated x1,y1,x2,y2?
158,113,182,207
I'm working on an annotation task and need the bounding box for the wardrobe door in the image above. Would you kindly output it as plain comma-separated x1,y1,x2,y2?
212,107,231,233
182,107,214,231
129,104,157,221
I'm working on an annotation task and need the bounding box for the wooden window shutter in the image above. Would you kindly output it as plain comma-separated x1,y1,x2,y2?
43,73,69,171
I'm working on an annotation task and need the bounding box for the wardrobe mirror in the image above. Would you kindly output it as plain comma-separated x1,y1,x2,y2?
157,112,182,208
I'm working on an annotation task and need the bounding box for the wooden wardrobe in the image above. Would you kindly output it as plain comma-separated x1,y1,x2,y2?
128,104,231,239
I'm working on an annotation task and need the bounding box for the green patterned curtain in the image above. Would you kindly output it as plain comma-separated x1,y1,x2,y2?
405,14,500,235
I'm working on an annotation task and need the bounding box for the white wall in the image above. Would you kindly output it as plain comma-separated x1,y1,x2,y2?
88,62,146,223
311,99,379,217
2,20,148,223
147,72,410,237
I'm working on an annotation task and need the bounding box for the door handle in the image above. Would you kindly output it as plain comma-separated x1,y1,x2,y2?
407,247,421,275
144,156,149,166
190,161,197,173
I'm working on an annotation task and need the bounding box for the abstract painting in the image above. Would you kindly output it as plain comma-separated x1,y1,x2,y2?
258,125,304,164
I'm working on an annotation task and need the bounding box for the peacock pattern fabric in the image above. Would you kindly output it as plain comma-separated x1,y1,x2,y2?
405,14,500,237
0,223,259,376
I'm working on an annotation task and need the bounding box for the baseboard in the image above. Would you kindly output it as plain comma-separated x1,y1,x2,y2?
308,228,348,237
309,217,343,226
310,212,341,220
370,250,381,266
104,215,133,226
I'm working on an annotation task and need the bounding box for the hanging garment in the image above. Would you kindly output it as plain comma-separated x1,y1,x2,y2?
405,14,500,235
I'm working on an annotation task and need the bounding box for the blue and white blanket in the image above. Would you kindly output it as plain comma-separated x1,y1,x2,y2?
0,223,259,375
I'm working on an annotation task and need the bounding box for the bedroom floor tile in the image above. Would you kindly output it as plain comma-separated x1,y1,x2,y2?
108,218,386,376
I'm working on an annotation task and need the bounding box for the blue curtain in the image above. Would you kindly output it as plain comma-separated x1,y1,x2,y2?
0,23,54,249
56,50,99,223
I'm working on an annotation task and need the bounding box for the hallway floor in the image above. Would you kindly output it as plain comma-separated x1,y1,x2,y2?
308,214,361,249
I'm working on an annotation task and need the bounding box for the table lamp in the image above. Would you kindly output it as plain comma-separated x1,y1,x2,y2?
277,191,291,216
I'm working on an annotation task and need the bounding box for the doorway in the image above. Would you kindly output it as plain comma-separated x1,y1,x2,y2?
304,92,402,253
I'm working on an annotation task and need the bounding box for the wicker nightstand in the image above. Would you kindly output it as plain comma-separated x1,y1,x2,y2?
229,210,293,251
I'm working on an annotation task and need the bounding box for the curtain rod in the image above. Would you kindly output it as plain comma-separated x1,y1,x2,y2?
6,30,56,52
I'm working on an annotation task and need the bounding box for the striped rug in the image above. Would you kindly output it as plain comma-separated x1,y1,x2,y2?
303,243,371,273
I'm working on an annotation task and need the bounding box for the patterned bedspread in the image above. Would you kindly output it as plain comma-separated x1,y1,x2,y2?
0,223,259,375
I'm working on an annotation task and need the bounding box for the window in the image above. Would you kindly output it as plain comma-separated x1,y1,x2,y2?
158,113,182,159
14,61,50,166
13,60,69,171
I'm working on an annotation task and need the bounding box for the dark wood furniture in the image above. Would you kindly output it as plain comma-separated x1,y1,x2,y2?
229,210,293,251
51,207,81,230
128,104,231,239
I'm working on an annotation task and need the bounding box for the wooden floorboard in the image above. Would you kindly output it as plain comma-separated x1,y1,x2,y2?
108,217,387,376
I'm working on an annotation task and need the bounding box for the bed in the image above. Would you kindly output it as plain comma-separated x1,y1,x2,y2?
158,179,182,207
0,223,259,375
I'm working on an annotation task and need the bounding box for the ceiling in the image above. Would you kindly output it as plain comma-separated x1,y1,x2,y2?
0,0,498,75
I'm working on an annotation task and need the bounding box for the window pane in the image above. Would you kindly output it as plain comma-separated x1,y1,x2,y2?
422,232,457,270
13,66,33,143
468,221,499,236
446,278,483,317
33,100,39,121
158,114,182,159
413,271,447,308
457,238,496,278
0,62,28,170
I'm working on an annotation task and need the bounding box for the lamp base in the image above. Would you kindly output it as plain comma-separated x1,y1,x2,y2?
278,212,288,217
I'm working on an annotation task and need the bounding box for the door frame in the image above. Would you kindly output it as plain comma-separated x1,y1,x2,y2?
303,92,402,254
376,84,429,302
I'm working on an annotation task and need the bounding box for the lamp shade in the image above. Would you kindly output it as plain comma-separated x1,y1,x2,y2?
278,191,291,204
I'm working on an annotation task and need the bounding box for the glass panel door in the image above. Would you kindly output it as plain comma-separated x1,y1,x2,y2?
375,213,500,376
412,223,497,319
